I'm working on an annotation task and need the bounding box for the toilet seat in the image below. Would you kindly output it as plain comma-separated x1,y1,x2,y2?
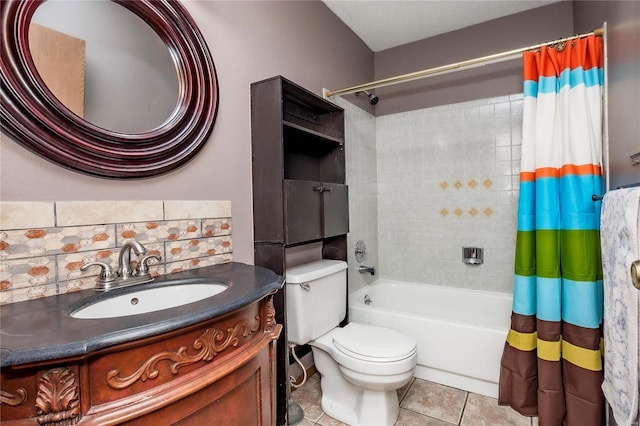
332,323,416,363
312,323,417,377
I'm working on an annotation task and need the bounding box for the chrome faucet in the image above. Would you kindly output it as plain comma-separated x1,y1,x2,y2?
358,265,375,275
117,239,147,279
81,240,161,291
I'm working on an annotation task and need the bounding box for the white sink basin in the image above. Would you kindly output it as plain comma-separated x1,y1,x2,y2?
71,283,227,319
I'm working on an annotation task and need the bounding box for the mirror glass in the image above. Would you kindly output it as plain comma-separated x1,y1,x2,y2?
2,0,219,179
30,0,179,134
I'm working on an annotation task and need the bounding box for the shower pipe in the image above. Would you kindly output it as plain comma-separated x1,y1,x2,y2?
325,28,604,98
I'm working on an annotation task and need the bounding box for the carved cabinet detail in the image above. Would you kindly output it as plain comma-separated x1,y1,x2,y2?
1,297,281,425
35,368,81,426
1,388,28,407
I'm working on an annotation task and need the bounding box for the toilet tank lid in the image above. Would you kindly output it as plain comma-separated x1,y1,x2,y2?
286,259,347,284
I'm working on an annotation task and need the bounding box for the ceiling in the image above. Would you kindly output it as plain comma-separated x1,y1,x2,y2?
322,0,562,52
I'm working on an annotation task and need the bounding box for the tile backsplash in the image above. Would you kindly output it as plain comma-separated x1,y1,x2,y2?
0,200,232,305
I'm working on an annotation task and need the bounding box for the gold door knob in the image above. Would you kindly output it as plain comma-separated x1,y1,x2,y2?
632,260,640,290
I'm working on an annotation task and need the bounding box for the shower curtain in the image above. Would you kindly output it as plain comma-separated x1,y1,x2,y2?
498,35,604,426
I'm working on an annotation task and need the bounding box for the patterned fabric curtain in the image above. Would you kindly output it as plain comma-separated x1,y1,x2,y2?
498,35,604,426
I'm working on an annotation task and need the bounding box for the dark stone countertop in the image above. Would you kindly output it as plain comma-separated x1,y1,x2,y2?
0,262,284,368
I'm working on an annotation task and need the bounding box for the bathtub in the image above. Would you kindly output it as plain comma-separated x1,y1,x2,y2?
349,280,513,398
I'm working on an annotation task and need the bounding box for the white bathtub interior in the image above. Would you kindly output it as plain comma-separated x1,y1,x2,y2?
349,280,512,398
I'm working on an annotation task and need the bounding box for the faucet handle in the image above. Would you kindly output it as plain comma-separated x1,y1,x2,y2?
81,261,117,285
135,254,162,276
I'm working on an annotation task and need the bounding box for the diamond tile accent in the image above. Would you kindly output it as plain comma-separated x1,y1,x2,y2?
117,220,200,243
203,218,232,236
440,208,449,218
0,226,116,260
0,256,56,290
440,181,449,190
58,276,96,294
484,207,494,217
468,179,477,189
469,208,478,217
483,178,494,189
166,254,232,274
454,180,463,190
454,208,464,217
166,237,232,262
58,249,117,282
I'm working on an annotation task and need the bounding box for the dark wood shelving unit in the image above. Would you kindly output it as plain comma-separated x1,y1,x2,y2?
251,76,348,425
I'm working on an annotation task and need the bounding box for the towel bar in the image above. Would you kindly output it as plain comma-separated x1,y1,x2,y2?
592,182,640,202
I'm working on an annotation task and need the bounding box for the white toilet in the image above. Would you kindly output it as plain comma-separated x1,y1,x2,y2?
286,259,417,426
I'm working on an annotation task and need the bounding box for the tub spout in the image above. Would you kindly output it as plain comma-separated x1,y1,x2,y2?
358,265,375,275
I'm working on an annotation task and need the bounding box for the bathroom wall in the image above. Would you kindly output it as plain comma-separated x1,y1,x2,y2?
335,98,379,295
375,95,522,294
0,200,231,304
583,1,640,190
373,2,573,116
0,1,374,267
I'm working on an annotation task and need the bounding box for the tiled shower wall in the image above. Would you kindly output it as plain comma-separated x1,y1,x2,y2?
0,200,232,305
376,95,523,293
337,97,379,295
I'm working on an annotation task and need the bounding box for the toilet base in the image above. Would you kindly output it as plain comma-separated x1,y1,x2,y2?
312,346,403,426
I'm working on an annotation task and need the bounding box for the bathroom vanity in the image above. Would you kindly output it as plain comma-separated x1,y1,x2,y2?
0,263,283,425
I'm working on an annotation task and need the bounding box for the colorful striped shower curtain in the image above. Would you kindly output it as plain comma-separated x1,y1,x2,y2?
498,35,604,426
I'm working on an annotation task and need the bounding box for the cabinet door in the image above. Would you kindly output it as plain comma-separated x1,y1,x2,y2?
323,183,349,238
284,180,322,244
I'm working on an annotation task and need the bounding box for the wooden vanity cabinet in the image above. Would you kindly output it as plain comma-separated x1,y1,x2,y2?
0,297,281,425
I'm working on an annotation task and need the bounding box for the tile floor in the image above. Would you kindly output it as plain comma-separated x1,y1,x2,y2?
290,373,538,426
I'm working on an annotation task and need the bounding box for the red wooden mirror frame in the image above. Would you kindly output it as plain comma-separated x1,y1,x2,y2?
0,0,219,179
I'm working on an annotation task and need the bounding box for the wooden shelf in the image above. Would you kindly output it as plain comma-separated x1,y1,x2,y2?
283,120,344,146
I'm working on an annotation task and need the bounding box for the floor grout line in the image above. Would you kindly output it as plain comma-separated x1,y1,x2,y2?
458,391,470,425
292,373,532,426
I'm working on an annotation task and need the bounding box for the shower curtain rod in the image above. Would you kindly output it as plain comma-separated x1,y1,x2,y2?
325,27,604,98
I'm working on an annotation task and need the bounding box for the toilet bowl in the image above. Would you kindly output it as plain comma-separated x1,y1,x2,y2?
286,260,417,426
310,323,417,425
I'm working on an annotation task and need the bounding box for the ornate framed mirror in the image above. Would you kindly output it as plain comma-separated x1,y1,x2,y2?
1,0,219,179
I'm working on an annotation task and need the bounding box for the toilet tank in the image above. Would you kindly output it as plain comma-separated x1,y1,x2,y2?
286,259,348,345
